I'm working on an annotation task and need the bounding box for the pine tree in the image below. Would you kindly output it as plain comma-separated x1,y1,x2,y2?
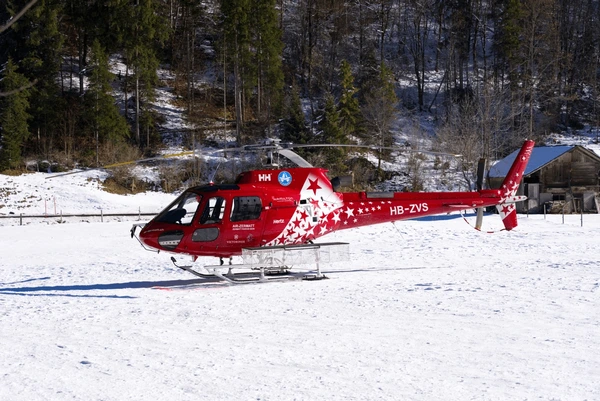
252,0,284,122
113,0,169,148
495,0,524,88
6,0,63,160
281,83,309,144
221,0,284,138
318,93,346,174
0,59,31,170
337,60,362,139
83,40,130,165
222,0,252,142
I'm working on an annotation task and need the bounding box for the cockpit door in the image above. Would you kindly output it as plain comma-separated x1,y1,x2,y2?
219,195,265,249
189,195,228,245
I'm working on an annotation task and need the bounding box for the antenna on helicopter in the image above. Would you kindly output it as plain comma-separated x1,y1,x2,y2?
207,156,228,184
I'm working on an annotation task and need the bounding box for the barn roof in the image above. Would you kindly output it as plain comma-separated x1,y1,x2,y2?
488,145,574,178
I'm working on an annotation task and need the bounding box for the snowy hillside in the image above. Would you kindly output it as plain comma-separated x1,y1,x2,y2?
0,170,173,218
1,170,599,400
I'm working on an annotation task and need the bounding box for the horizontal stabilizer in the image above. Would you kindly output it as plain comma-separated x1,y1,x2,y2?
502,195,527,204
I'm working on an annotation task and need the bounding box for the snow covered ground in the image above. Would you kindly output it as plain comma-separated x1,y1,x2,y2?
0,171,174,219
1,172,599,400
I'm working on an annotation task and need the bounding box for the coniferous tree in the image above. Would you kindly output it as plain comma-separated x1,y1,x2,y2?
319,94,343,143
83,40,130,165
114,0,168,148
337,60,362,139
495,0,524,89
222,0,252,142
0,59,31,170
281,83,309,144
221,0,284,138
170,0,206,114
252,0,284,124
318,93,346,173
5,0,64,160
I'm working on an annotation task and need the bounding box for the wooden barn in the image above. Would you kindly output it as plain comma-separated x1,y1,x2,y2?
488,145,600,213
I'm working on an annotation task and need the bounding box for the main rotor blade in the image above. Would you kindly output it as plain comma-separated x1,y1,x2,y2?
476,158,486,191
277,149,313,167
44,151,196,179
221,141,462,158
286,143,462,157
475,157,487,229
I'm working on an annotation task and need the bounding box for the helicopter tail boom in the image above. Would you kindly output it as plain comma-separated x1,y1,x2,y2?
334,140,535,232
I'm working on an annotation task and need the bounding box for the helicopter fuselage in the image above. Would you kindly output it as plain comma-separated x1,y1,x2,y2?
137,147,528,259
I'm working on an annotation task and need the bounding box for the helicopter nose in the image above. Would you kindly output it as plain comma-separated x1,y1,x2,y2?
156,230,185,250
139,225,185,251
138,226,158,249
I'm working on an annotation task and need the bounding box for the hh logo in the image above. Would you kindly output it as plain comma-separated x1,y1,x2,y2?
258,173,272,182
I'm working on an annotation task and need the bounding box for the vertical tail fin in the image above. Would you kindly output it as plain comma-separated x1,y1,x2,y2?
496,140,535,230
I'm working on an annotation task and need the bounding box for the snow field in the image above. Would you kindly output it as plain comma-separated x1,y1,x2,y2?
1,214,598,400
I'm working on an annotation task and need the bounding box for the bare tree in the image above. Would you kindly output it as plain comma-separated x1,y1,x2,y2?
436,86,525,190
401,0,435,111
361,63,398,178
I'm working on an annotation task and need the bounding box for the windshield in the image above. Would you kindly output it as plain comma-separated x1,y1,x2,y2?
156,192,202,225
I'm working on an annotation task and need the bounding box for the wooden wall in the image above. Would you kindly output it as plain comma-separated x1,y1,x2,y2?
538,148,600,191
489,147,600,213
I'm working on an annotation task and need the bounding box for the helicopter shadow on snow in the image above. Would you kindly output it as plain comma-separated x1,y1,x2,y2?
0,276,224,298
0,265,453,297
323,265,451,275
412,211,485,222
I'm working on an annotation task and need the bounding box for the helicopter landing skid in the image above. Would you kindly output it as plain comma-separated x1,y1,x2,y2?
170,257,327,284
170,257,214,278
212,269,320,284
170,242,349,284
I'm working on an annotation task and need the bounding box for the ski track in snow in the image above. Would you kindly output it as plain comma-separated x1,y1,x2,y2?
1,213,599,400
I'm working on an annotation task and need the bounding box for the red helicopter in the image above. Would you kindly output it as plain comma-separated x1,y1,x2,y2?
131,140,535,281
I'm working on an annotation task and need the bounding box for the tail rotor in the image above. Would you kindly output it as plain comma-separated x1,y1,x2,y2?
475,157,487,230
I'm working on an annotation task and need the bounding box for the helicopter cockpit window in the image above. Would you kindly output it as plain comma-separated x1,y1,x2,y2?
200,196,227,224
156,192,202,225
230,196,262,222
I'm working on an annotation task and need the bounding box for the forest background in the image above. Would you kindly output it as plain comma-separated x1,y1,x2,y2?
1,0,599,190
